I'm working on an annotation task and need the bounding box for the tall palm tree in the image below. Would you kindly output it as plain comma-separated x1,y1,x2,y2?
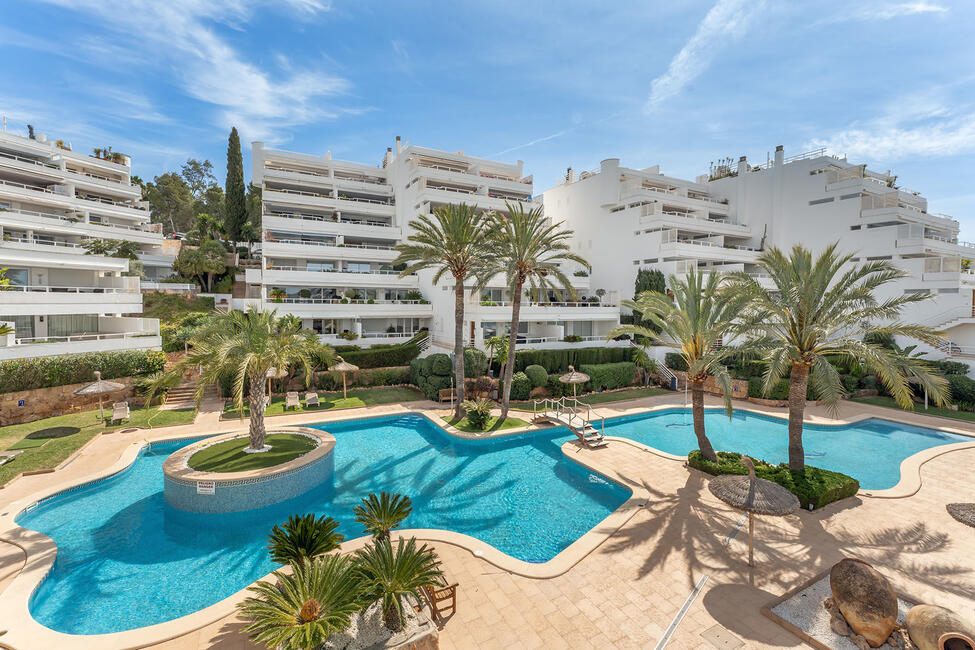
609,269,745,462
151,308,333,451
353,492,412,542
353,537,443,632
484,202,590,419
393,204,493,418
238,555,362,650
730,244,949,472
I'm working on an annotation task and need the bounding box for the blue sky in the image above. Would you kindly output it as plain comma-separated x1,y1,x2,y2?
3,1,974,235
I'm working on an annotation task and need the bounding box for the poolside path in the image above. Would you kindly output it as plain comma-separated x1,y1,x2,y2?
1,394,974,649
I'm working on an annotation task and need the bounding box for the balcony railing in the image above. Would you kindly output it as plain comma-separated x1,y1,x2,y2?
268,298,425,305
266,211,394,228
1,236,83,250
0,178,61,195
14,331,157,345
270,187,394,206
478,300,618,308
267,266,408,276
360,331,419,339
1,284,138,294
75,193,147,211
0,149,59,169
268,238,394,250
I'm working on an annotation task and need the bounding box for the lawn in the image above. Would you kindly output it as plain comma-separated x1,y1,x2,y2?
0,406,196,486
510,386,671,411
222,387,425,419
188,433,317,472
851,396,975,423
442,415,530,433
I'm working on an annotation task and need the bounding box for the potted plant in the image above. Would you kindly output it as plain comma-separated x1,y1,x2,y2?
268,288,286,303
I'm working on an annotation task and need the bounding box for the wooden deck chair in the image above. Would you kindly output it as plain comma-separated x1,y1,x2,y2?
423,568,458,620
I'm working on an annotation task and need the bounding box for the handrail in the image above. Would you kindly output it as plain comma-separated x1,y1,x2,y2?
266,211,394,228
0,178,59,194
477,300,618,308
267,265,410,276
269,187,394,206
268,238,394,250
1,284,138,294
268,298,425,305
14,330,157,345
0,236,84,249
0,149,59,169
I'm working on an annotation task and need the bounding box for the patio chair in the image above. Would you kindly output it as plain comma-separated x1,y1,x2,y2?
111,401,130,424
285,392,300,411
422,567,458,621
305,392,319,408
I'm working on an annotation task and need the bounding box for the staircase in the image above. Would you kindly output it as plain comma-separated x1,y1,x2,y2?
163,382,218,410
532,397,608,448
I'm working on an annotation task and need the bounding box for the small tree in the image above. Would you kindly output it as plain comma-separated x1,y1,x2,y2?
267,514,344,565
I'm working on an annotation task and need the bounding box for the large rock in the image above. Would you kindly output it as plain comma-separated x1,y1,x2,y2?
905,604,975,650
830,558,898,647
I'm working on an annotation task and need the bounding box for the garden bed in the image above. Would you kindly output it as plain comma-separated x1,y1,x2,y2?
187,433,318,472
221,387,425,419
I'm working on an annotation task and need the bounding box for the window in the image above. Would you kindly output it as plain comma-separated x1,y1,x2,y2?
809,197,835,206
3,268,28,286
0,315,34,339
48,314,99,337
839,193,861,200
306,262,334,272
346,263,371,273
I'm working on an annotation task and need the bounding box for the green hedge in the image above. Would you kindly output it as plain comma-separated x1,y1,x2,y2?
948,374,975,405
0,350,167,394
664,353,688,372
339,343,420,369
464,348,488,378
507,372,531,400
688,450,860,510
512,347,634,373
316,366,410,392
747,377,791,400
580,362,636,391
409,353,453,400
933,359,969,376
524,364,548,387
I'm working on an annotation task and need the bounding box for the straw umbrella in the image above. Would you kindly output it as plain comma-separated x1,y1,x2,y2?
331,356,359,399
707,456,799,566
74,371,126,422
559,365,589,397
266,366,287,400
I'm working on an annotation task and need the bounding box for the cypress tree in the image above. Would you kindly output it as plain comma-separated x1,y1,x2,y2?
224,127,246,247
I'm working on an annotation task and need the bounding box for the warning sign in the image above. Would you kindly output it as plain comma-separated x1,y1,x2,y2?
196,480,215,495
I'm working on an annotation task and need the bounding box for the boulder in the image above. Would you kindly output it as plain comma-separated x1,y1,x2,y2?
905,604,975,650
830,558,898,647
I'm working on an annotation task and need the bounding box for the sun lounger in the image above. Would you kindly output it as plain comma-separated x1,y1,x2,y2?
305,392,319,407
285,391,300,410
111,401,130,424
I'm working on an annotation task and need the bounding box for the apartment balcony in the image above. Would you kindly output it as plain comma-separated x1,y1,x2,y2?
319,331,421,348
620,183,730,214
0,149,63,180
71,193,149,221
632,204,747,236
263,165,392,196
262,188,394,218
0,279,144,316
62,168,142,200
262,239,398,263
58,148,131,174
263,299,432,319
0,239,130,272
478,272,590,290
470,300,620,321
0,208,163,244
512,337,629,350
0,317,160,360
0,131,54,156
263,213,400,240
416,187,536,213
250,267,419,289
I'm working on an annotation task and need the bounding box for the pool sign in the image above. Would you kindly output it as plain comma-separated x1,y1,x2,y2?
196,480,215,495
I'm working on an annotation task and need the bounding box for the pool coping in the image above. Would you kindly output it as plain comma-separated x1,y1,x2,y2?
0,400,973,648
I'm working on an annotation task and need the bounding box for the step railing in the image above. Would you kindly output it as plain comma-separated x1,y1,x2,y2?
532,396,605,439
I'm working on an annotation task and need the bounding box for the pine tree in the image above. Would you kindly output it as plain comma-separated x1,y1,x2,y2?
224,127,247,248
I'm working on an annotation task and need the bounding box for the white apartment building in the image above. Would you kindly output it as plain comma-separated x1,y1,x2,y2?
543,146,975,361
0,127,162,360
246,138,621,351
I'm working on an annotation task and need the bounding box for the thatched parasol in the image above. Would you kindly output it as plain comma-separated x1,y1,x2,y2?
559,365,589,397
74,371,126,422
708,456,799,566
266,366,288,399
331,356,359,399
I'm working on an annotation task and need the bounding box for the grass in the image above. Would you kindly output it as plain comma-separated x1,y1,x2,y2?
141,291,213,322
0,406,196,486
222,387,425,419
851,396,975,423
442,415,530,433
509,386,670,411
188,433,317,472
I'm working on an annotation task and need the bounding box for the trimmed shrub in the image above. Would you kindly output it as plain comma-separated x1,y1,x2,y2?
546,374,569,398
688,450,860,510
664,353,688,372
338,343,420,369
859,375,877,390
507,372,531,401
524,364,548,388
463,348,488,378
462,398,493,430
511,346,635,373
948,374,975,405
315,366,410,392
748,377,790,401
409,353,453,400
0,350,166,394
429,353,452,376
933,360,969,376
580,362,636,391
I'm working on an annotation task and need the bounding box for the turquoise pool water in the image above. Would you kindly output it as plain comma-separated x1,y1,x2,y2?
603,409,970,490
18,414,629,634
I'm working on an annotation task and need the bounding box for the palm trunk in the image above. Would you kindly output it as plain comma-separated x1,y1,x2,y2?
787,362,809,472
384,599,402,632
248,374,267,450
453,278,466,419
691,379,718,462
499,280,524,420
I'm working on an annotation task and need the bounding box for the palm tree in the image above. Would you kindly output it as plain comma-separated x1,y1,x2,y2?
609,269,745,462
353,492,412,542
151,308,333,451
393,203,493,419
730,244,949,472
238,555,362,650
353,537,443,631
267,514,344,565
484,202,590,419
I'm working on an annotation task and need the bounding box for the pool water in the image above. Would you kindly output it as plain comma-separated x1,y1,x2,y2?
18,414,629,634
603,409,970,490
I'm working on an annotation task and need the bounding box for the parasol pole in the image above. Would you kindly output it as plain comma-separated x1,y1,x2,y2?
342,372,347,400
748,513,754,567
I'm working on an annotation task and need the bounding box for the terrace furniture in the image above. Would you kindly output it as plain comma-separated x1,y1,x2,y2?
111,401,130,424
438,388,456,403
422,570,458,621
305,392,319,408
285,392,300,411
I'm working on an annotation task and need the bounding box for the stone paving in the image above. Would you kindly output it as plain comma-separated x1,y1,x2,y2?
2,393,974,649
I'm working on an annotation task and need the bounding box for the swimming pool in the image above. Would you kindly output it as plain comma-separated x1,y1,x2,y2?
602,409,971,490
18,414,629,634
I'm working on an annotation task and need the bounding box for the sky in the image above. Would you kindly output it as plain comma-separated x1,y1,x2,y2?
2,1,974,235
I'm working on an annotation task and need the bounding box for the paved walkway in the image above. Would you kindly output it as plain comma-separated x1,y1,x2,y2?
2,394,974,649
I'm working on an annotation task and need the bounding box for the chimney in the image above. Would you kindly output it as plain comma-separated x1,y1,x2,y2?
566,167,576,184
774,145,784,167
395,135,402,154
738,155,747,172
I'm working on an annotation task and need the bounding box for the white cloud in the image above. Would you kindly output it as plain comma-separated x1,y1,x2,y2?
817,2,947,24
491,128,572,158
35,0,350,141
645,0,766,111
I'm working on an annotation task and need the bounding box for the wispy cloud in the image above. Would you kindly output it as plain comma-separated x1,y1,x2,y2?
645,0,766,111
491,128,573,158
817,2,947,24
35,0,351,141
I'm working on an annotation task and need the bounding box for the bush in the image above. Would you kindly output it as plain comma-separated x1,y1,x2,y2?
580,362,636,391
524,364,548,388
545,374,569,398
748,377,790,401
339,343,420,369
429,354,452,376
664,353,688,372
507,372,531,401
687,450,860,510
948,374,975,405
562,334,583,343
408,353,453,400
463,348,488,378
840,374,859,394
0,349,166,394
462,398,493,431
512,347,635,373
859,375,877,390
933,360,969,376
316,366,410,392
